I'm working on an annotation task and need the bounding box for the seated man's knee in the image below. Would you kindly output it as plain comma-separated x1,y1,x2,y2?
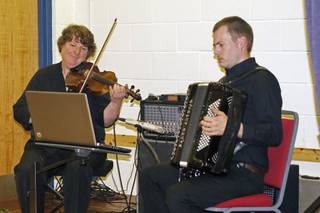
165,185,186,207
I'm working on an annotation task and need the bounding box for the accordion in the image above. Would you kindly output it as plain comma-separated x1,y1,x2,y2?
171,82,247,179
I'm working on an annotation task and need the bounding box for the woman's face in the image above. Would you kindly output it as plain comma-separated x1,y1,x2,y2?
60,37,88,69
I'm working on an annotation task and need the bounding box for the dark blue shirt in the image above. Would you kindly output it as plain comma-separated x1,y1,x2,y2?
223,57,282,170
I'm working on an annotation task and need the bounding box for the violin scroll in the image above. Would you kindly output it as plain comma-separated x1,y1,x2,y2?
127,85,141,101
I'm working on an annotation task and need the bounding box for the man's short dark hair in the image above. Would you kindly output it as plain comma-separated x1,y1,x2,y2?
57,24,96,59
213,16,253,52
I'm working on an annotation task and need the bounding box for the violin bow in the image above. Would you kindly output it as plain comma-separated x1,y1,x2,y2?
79,18,118,93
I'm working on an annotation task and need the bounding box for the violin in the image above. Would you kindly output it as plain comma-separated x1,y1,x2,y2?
65,61,141,101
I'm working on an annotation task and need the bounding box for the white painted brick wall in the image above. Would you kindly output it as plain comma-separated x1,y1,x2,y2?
52,0,320,186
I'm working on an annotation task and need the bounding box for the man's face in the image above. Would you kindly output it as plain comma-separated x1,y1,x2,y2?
213,26,243,69
60,37,88,69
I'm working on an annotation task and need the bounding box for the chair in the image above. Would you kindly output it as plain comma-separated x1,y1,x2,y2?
205,110,299,213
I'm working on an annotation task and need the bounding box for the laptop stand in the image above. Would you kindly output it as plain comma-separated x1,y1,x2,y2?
28,142,130,212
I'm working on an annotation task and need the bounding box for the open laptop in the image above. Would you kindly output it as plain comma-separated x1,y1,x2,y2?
25,91,130,155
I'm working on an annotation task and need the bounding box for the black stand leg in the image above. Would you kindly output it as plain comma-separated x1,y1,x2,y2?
29,161,38,213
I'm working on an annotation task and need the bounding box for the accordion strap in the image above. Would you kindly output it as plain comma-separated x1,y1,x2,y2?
219,66,267,85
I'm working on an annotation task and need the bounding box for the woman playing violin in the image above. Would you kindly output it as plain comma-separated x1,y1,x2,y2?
13,24,127,213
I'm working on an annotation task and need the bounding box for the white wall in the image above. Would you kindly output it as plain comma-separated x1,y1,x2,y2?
52,0,320,191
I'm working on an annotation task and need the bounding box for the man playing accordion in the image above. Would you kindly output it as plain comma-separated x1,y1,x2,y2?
139,16,282,213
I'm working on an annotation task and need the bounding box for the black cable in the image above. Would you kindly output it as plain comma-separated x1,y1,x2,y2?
122,132,139,213
139,136,160,164
112,124,131,210
121,111,142,213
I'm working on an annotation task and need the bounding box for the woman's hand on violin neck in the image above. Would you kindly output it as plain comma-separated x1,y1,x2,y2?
109,84,127,103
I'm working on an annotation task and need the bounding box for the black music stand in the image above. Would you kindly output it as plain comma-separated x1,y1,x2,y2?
24,91,131,212
28,142,130,213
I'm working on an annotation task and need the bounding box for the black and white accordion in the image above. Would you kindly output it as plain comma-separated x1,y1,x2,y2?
171,82,247,179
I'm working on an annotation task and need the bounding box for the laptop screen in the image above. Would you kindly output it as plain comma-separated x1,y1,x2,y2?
25,91,97,147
